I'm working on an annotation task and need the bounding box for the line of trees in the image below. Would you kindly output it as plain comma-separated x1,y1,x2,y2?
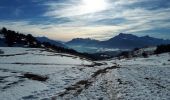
1,27,40,47
117,44,170,59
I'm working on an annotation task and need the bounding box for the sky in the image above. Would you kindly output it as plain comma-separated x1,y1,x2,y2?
0,0,170,41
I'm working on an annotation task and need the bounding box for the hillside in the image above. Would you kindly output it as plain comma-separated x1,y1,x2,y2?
0,47,169,100
0,47,92,100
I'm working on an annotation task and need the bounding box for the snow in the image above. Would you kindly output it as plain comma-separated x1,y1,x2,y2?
0,47,100,100
0,47,91,65
0,80,48,100
113,56,170,99
0,47,169,100
71,53,170,100
133,46,157,56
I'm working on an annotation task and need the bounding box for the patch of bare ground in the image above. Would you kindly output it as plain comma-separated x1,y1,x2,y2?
12,62,62,65
55,65,120,99
0,53,28,57
21,73,48,82
85,62,105,67
1,62,90,66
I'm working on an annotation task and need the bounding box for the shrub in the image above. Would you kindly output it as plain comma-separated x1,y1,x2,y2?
118,51,131,58
142,52,148,58
155,44,170,54
23,73,48,81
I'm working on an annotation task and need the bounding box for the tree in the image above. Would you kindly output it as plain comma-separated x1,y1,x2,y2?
1,27,7,34
142,52,148,58
155,44,170,54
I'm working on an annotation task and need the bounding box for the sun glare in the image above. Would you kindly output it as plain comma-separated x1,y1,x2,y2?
79,0,108,14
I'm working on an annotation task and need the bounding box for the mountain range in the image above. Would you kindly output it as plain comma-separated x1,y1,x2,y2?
1,29,170,53
66,33,170,49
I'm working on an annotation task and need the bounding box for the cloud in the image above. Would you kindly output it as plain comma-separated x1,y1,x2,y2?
44,0,110,17
0,0,170,40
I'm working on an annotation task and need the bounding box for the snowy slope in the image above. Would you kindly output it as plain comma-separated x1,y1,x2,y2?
0,47,100,100
67,53,170,100
133,46,157,56
0,47,169,100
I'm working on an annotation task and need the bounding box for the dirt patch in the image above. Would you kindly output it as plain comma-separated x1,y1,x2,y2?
0,53,28,57
47,54,74,58
117,78,123,84
22,73,48,82
12,62,60,65
85,62,104,67
144,77,155,80
6,62,74,66
22,95,38,100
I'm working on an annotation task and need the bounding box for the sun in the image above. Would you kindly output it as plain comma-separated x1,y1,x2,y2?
79,0,108,14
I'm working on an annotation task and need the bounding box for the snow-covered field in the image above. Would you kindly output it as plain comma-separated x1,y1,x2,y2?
0,47,170,100
0,47,97,100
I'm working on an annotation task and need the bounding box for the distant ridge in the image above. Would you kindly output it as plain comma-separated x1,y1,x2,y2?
36,37,67,48
66,33,170,49
66,38,99,46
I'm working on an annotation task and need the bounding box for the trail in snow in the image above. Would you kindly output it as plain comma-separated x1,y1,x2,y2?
55,64,120,99
66,53,170,100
